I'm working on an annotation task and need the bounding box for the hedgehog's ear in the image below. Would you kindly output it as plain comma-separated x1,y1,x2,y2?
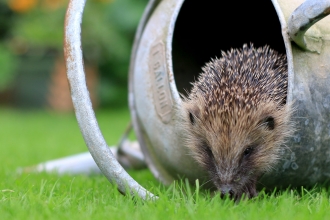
188,107,200,125
259,116,275,130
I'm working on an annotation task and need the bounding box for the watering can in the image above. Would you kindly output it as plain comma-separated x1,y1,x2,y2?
64,0,330,199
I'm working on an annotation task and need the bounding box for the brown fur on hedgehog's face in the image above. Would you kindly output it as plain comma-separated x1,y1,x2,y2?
183,98,292,200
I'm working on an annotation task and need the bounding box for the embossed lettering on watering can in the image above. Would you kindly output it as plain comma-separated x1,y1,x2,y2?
149,42,173,124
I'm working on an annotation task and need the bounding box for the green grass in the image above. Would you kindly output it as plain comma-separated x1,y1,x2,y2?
1,107,330,219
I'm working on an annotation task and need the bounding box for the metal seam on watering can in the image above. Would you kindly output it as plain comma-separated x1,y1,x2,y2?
64,0,156,200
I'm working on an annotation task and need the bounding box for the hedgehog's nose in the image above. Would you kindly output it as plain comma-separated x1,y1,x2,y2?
220,185,235,199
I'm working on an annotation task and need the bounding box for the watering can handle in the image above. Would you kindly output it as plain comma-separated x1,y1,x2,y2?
288,0,330,52
64,0,156,200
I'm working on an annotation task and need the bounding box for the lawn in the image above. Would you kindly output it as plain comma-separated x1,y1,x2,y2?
1,107,330,219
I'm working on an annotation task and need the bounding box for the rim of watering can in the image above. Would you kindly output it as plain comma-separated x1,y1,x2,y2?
271,0,295,105
128,0,164,182
64,0,157,200
128,0,188,185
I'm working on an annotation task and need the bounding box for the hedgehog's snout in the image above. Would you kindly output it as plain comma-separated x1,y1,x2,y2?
219,185,235,199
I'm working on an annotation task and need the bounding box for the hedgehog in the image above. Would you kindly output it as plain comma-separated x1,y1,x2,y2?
181,44,294,200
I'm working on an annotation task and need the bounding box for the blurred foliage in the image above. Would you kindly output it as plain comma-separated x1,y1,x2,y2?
0,1,17,91
82,0,148,107
0,0,148,108
0,44,17,91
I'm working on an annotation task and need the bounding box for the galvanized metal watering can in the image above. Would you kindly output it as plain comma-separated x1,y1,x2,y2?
64,0,330,199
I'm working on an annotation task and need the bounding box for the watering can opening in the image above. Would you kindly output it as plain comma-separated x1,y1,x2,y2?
172,0,287,97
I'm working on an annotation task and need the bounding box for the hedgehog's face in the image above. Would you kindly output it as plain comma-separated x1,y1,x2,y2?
184,102,291,201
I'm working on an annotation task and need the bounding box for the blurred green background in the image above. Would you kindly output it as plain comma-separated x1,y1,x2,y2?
0,0,148,110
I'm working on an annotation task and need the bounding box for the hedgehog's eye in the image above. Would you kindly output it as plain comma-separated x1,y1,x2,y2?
201,141,213,159
205,145,213,158
243,147,254,157
189,112,195,125
264,116,275,130
259,116,275,130
187,107,200,125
